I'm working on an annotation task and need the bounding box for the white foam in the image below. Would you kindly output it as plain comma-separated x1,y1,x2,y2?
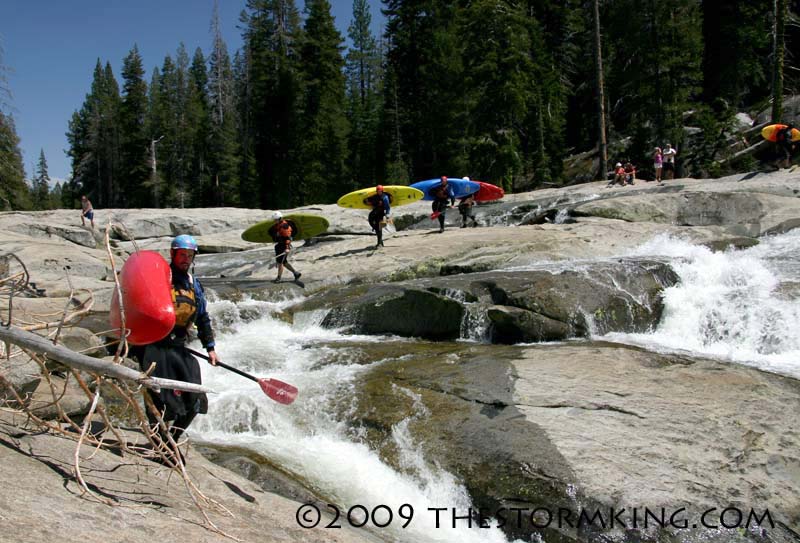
606,232,800,378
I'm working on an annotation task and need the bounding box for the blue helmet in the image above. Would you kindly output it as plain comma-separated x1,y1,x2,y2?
171,234,198,252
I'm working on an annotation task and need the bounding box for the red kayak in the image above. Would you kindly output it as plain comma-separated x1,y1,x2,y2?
473,181,504,202
110,251,175,345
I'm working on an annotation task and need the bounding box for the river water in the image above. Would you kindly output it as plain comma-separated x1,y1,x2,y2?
192,229,800,542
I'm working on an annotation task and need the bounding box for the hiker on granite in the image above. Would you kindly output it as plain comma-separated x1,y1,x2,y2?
129,234,219,460
271,211,301,283
662,143,677,180
80,195,95,228
776,123,797,169
366,185,391,248
431,176,456,233
457,192,478,228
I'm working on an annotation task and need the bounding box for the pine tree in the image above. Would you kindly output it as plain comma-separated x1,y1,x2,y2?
233,47,258,205
297,0,350,204
207,4,240,206
702,0,773,107
67,60,122,208
172,44,195,206
119,45,151,207
378,66,409,183
383,0,465,178
772,0,787,122
345,0,383,189
592,0,608,180
0,44,28,210
32,149,51,209
0,111,30,210
0,41,10,112
242,0,304,208
150,47,195,207
50,181,63,209
100,62,122,206
146,65,167,203
187,47,212,206
601,0,702,164
457,0,567,188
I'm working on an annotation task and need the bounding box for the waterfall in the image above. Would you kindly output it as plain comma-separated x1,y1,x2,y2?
192,306,518,543
605,231,800,378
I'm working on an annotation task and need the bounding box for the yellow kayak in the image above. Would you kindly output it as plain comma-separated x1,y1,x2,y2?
337,185,424,209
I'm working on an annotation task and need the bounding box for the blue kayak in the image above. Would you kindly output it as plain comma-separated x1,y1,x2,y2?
410,178,480,201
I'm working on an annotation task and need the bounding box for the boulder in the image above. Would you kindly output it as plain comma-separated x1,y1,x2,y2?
322,285,465,340
352,341,800,542
56,327,105,358
573,191,800,237
487,305,571,343
7,222,97,248
447,261,679,338
296,261,679,343
28,375,94,420
0,353,42,404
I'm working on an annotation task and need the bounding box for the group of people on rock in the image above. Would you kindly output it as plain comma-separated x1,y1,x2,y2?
653,143,677,183
607,143,678,187
608,161,638,187
129,175,482,455
366,176,478,248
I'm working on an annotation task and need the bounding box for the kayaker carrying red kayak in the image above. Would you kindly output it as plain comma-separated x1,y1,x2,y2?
130,234,220,453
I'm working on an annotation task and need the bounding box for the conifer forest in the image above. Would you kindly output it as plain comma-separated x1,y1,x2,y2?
1,0,799,210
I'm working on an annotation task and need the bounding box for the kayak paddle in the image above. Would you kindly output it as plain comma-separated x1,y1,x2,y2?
187,347,298,405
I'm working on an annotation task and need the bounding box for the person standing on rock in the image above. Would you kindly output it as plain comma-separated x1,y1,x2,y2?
776,123,796,169
431,176,455,233
80,195,95,228
130,234,219,456
662,143,677,180
366,185,391,248
271,211,301,283
653,147,663,183
457,191,478,228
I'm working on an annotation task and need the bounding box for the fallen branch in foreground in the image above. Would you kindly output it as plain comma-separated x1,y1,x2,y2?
0,324,213,395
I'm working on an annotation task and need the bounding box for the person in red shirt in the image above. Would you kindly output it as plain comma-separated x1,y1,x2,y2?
607,162,625,187
624,161,636,185
270,211,301,283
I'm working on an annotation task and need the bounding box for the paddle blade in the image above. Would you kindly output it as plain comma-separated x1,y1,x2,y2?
430,211,441,220
259,378,298,405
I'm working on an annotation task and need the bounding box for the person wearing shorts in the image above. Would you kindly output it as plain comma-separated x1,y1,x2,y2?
80,195,95,228
662,144,677,180
653,147,663,183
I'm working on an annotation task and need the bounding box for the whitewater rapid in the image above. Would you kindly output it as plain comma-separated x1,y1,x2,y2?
604,230,800,378
192,298,518,543
191,229,800,543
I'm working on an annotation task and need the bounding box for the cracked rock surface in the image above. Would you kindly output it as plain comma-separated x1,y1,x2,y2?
350,341,800,542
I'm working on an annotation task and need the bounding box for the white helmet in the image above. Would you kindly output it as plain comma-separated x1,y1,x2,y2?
463,176,470,181
272,211,283,221
615,162,622,167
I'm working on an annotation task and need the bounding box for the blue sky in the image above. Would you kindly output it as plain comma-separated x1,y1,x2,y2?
2,0,383,184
